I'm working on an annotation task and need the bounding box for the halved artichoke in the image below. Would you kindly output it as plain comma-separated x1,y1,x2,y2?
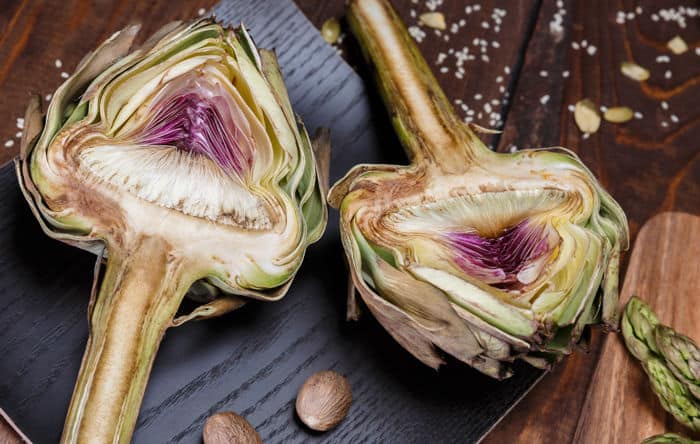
17,19,327,443
329,0,629,378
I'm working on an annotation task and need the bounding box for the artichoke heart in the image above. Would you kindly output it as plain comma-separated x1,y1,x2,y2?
16,18,327,443
330,0,629,378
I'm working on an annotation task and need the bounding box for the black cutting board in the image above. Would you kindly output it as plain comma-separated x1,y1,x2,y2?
0,0,543,442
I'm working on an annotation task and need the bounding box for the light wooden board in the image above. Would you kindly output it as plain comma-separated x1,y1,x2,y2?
575,212,700,443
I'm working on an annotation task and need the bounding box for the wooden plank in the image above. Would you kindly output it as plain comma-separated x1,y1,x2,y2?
0,408,29,444
296,0,541,149
486,0,700,441
574,212,700,443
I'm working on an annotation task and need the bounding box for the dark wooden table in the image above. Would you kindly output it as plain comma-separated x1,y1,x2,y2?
1,0,698,442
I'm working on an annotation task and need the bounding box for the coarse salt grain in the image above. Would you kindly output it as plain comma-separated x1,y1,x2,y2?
562,70,570,78
582,132,590,139
60,72,69,78
540,94,550,105
45,94,52,101
572,42,580,50
634,112,643,119
661,101,669,110
16,117,24,129
474,94,483,100
15,131,22,138
198,7,206,16
539,70,548,77
496,76,503,83
661,121,668,127
664,70,672,79
656,55,670,63
581,40,588,48
504,66,511,74
670,114,679,122
600,105,608,112
587,45,597,56
55,59,62,68
4,140,14,148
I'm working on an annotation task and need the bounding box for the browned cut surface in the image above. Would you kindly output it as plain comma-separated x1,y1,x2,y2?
574,212,700,443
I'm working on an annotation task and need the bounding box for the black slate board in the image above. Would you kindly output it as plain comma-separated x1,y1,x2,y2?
0,0,543,442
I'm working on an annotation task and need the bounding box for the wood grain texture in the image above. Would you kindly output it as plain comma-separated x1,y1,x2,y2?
574,212,700,443
0,408,28,444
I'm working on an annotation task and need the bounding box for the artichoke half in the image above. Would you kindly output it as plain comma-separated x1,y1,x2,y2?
329,0,629,378
17,19,327,443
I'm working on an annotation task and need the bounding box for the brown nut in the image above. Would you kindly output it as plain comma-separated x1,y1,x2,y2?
203,411,262,444
295,370,352,432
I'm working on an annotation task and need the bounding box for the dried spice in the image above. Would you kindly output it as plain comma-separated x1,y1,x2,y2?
621,62,650,81
603,106,634,123
574,99,601,133
296,371,352,431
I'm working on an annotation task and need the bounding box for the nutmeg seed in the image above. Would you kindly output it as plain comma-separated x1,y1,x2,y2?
203,412,262,444
296,370,352,432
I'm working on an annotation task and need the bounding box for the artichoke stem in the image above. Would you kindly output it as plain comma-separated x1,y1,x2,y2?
61,235,192,444
347,0,488,172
